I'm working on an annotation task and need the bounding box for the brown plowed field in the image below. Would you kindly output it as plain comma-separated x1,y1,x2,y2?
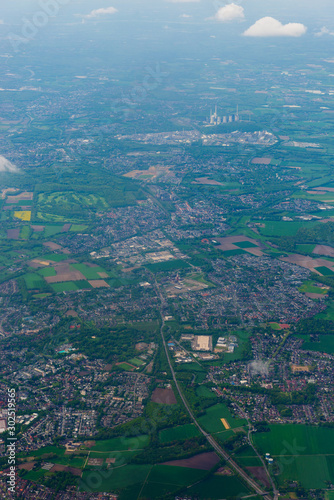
7,229,20,239
281,254,334,273
163,452,220,470
313,245,334,257
51,464,82,476
251,158,272,165
6,191,33,203
43,242,63,250
151,388,177,405
193,177,224,186
246,466,271,488
88,280,110,288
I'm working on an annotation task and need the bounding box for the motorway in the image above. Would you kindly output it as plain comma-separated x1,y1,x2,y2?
155,282,277,500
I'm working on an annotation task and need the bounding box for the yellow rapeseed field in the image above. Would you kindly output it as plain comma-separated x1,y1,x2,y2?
14,211,31,221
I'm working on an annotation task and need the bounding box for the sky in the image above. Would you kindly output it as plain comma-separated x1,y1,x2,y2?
1,0,333,69
1,0,333,29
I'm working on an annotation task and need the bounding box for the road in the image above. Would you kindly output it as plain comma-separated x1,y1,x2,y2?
154,281,277,500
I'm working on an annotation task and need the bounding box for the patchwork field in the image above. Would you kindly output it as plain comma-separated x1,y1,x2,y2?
216,235,263,256
281,254,334,276
5,191,33,203
23,257,114,293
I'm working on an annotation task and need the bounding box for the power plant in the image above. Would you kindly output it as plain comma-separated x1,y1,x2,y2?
208,105,240,126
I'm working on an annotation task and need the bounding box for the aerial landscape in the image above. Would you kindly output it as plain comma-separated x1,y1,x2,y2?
1,0,334,499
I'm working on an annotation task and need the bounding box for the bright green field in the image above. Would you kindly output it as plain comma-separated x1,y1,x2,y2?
20,226,30,239
235,445,263,467
187,475,250,499
37,267,57,277
80,464,151,492
253,425,334,456
117,362,136,371
296,244,316,253
90,435,149,452
277,455,334,489
50,282,80,292
146,465,207,487
198,404,247,433
70,224,88,232
315,266,334,276
49,454,87,468
42,253,69,262
254,426,334,488
302,335,334,354
49,281,92,293
43,225,66,237
214,429,235,444
23,273,47,290
139,480,181,499
258,221,316,237
316,301,334,321
234,241,258,249
135,464,209,498
159,424,201,443
80,464,207,498
129,357,145,366
299,281,327,295
19,445,66,458
176,363,206,372
32,293,51,299
270,322,283,330
21,469,46,482
221,248,246,257
196,385,217,399
237,456,263,467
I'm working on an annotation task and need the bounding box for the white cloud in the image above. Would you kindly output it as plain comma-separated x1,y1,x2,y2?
82,7,118,19
0,156,19,173
315,26,334,37
215,3,245,22
0,20,4,25
244,17,307,38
